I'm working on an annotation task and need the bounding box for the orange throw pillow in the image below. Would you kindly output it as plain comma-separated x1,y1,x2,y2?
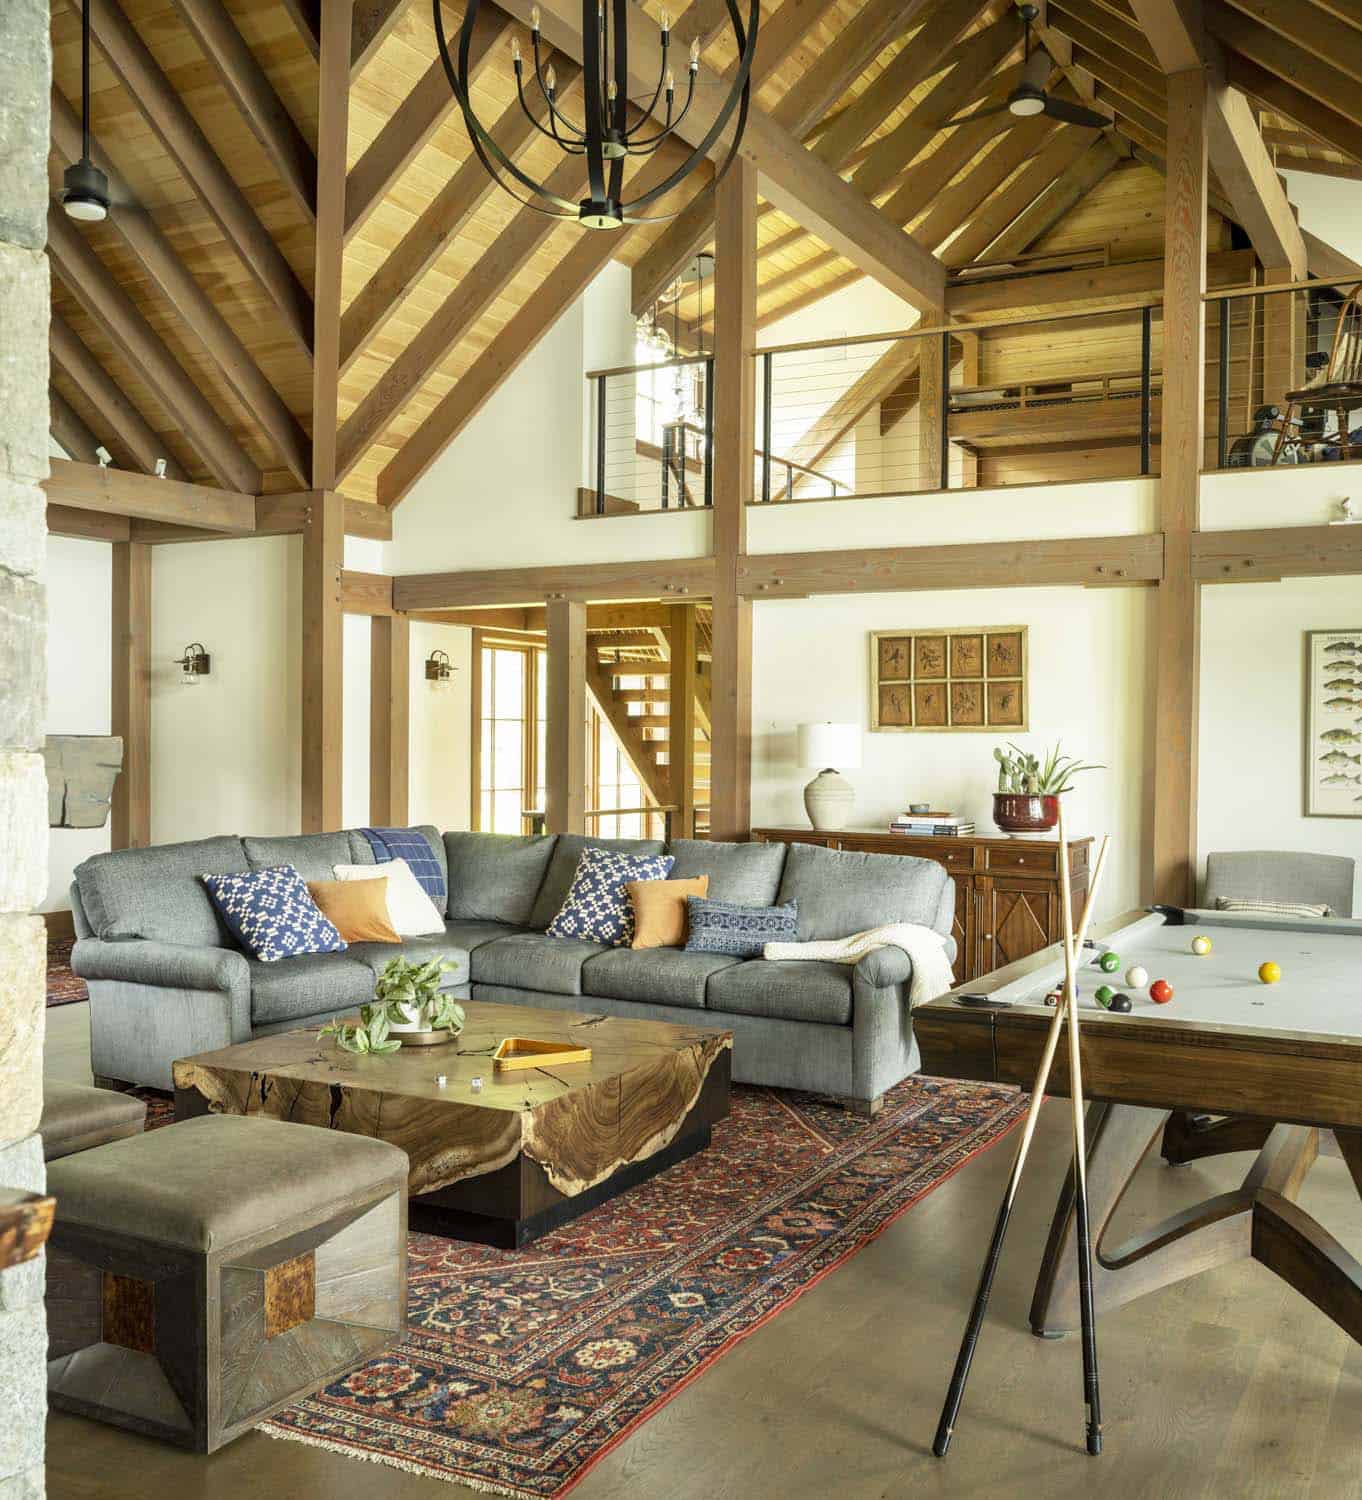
628,875,710,950
307,877,401,944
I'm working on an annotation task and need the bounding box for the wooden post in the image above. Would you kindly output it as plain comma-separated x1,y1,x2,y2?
709,156,757,844
957,331,979,488
311,0,353,490
917,306,947,490
369,613,410,826
1152,68,1209,906
545,597,586,835
302,490,344,831
668,601,698,839
1261,266,1302,413
110,541,151,848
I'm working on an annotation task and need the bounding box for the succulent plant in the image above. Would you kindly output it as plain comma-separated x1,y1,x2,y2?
994,740,1103,795
322,956,463,1055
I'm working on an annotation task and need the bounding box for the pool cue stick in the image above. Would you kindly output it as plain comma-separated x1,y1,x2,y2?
932,831,1111,1458
1057,801,1102,1456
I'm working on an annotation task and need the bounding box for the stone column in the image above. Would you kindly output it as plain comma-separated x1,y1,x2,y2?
0,2,52,1495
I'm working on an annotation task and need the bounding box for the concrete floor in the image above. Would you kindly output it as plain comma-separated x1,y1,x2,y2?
43,1000,1362,1499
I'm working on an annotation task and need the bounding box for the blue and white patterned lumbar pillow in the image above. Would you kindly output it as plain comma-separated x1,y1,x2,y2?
203,865,347,963
685,896,799,959
547,847,674,947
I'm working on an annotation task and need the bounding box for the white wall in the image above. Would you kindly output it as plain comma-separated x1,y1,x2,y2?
43,536,113,911
410,621,474,832
1199,575,1362,912
752,586,1154,920
1283,171,1362,268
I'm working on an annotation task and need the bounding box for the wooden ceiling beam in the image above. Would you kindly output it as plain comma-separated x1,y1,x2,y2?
49,314,186,478
43,457,255,531
79,0,315,360
1224,49,1362,163
1050,0,1162,72
49,89,311,487
312,0,354,490
978,132,1128,261
277,0,320,59
344,4,512,241
47,503,132,542
340,57,583,375
166,0,318,220
1220,0,1362,89
48,210,261,493
395,557,715,610
48,389,101,465
1273,152,1362,182
351,0,409,76
1302,228,1362,280
914,116,1063,254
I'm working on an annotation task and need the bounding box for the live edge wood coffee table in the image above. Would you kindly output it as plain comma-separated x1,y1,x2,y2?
173,1002,732,1249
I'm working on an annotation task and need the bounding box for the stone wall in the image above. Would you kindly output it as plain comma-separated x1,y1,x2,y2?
0,1,51,1495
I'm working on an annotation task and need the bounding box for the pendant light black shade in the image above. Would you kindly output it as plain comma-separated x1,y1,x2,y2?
435,0,758,228
63,0,110,222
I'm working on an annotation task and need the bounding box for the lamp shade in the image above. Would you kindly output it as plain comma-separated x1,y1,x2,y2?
797,722,862,770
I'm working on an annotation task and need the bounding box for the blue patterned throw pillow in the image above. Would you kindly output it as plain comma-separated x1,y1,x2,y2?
547,847,674,947
202,865,347,963
685,896,799,958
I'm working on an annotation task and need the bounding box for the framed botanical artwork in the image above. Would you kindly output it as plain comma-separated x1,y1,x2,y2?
870,626,1028,732
1304,628,1362,818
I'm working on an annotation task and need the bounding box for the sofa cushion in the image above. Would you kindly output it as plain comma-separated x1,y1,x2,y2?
666,838,787,906
528,834,667,931
243,831,363,884
582,947,741,1010
75,835,251,948
445,832,558,925
706,959,853,1026
546,847,674,946
360,825,448,905
444,919,529,953
247,951,377,1027
471,931,610,996
308,876,401,944
685,897,799,958
345,929,471,988
204,866,347,963
40,1082,146,1162
776,842,950,942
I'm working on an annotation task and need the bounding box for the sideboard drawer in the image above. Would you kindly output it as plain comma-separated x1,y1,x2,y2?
928,844,976,871
985,844,1060,876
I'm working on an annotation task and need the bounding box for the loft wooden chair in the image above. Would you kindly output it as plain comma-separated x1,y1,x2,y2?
1272,283,1362,463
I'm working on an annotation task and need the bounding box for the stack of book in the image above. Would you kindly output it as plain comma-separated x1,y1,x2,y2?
889,813,976,837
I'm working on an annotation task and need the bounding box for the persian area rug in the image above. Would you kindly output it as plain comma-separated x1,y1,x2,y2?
258,1077,1024,1497
46,936,88,1008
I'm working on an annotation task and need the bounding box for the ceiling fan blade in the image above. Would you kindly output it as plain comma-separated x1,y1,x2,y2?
943,101,1011,127
1043,95,1112,129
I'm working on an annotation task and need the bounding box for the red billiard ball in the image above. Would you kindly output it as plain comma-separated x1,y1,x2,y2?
1149,978,1174,1004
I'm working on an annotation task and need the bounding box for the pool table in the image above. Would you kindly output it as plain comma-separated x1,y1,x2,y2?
914,906,1362,1341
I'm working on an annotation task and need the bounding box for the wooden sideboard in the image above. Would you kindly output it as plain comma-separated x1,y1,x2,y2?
751,827,1092,984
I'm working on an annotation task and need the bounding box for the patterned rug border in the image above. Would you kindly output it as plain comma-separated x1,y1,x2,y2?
257,1097,1023,1498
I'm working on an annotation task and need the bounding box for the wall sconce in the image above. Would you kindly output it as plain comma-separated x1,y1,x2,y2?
175,642,211,685
425,649,455,688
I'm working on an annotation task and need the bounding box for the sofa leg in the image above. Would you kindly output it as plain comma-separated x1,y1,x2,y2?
836,1094,884,1119
92,1075,135,1093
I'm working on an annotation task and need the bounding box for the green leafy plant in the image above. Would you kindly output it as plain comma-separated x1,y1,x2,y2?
322,955,464,1056
993,740,1103,795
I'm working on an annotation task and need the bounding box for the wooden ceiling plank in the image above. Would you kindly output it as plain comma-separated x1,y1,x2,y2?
344,4,513,241
913,116,1063,253
80,0,315,360
513,0,946,311
313,0,354,490
49,88,311,487
49,314,186,478
49,389,101,465
978,131,1127,261
277,0,320,59
1278,153,1362,182
166,0,318,221
352,0,410,75
340,57,584,374
48,210,261,492
1071,43,1166,116
43,457,255,530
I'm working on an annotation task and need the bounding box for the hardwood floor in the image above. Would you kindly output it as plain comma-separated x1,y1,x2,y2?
43,1001,1362,1499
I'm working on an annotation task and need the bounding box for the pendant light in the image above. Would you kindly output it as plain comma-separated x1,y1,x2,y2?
63,0,111,222
434,0,759,229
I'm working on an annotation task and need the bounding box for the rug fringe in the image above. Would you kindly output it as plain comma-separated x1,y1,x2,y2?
256,1422,536,1499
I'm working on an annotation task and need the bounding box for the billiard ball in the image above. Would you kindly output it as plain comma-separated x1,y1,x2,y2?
1109,993,1133,1013
1094,984,1116,1006
1098,951,1121,973
1150,978,1174,1004
1258,961,1282,985
1191,935,1213,956
1126,964,1149,989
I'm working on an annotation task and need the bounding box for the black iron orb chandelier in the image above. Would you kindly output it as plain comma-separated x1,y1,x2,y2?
434,0,758,229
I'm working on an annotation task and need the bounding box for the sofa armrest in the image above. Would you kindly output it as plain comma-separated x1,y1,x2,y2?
72,937,248,995
854,947,913,989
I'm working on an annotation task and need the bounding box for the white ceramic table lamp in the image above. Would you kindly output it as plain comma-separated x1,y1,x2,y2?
798,722,862,832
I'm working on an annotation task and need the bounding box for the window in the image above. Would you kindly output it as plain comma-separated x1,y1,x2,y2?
474,640,545,834
589,699,648,838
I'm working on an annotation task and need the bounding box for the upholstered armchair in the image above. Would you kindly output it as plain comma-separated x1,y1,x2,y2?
1202,850,1356,919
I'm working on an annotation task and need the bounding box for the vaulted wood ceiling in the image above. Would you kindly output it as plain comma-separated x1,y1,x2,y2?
46,0,1362,513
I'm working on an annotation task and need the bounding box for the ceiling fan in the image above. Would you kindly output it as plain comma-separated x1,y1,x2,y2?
62,0,111,221
942,4,1111,130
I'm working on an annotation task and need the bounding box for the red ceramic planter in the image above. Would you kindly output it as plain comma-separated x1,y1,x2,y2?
992,792,1060,834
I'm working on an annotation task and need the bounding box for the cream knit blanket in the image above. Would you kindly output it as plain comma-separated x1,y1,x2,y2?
762,922,955,1006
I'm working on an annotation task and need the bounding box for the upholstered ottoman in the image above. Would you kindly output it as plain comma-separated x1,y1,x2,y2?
45,1114,408,1452
40,1081,146,1161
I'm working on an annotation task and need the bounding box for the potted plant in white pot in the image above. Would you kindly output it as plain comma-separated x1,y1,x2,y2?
322,955,465,1054
992,741,1103,835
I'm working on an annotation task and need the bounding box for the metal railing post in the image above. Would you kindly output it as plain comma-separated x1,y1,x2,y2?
703,357,714,508
661,424,671,510
1140,305,1153,476
1218,296,1231,470
595,373,607,515
761,352,773,503
939,331,951,490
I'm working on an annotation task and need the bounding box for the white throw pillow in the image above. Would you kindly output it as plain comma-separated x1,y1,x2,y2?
333,858,445,936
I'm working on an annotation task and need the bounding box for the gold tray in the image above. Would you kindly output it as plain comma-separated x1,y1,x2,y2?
492,1037,593,1070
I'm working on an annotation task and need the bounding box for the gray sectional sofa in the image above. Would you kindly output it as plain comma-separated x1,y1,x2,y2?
71,827,956,1112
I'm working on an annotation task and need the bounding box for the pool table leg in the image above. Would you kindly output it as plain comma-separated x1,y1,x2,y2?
1161,1111,1274,1166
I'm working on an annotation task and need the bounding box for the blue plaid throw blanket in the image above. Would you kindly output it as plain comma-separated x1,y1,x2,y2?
361,828,446,907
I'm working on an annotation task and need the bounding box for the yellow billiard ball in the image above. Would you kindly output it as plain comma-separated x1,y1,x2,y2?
1258,961,1282,985
1191,935,1212,956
